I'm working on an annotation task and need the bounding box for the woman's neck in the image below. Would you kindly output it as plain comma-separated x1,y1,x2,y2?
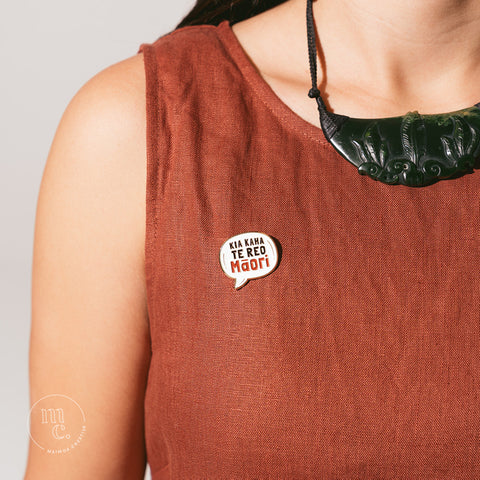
312,0,480,113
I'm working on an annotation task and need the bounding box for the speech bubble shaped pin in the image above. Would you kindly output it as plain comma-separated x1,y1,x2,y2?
219,232,279,289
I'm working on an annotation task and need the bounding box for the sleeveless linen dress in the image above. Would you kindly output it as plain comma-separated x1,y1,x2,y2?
137,20,480,479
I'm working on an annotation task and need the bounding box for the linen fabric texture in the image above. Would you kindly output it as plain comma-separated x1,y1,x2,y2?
137,20,480,479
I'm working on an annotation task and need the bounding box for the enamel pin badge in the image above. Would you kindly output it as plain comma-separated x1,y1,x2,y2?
219,232,279,289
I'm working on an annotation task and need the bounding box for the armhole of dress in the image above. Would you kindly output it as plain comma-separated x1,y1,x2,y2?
138,43,172,474
138,42,160,341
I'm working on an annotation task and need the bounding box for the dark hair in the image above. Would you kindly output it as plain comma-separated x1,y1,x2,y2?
175,0,288,29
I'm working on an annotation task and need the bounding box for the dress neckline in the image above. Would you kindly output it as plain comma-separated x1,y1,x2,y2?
216,19,329,146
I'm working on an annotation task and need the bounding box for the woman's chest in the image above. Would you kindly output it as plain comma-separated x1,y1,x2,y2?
145,156,480,478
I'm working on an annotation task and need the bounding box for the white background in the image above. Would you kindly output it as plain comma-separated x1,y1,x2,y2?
1,1,195,477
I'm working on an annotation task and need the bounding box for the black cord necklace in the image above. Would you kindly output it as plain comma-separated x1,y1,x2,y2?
306,0,480,187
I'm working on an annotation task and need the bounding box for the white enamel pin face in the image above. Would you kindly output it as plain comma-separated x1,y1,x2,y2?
219,232,279,289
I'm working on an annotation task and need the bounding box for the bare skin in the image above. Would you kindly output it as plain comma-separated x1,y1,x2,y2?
232,0,480,119
25,0,480,478
25,55,150,479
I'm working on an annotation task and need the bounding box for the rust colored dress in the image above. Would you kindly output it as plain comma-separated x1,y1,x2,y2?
137,20,480,479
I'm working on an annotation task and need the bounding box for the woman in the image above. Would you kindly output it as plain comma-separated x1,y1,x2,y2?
25,0,480,478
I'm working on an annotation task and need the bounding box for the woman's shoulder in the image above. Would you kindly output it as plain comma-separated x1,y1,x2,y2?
39,50,148,269
139,22,224,62
56,51,147,154
50,50,147,193
27,51,152,479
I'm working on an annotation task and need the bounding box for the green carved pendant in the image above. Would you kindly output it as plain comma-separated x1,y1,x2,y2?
319,103,480,188
306,0,480,187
